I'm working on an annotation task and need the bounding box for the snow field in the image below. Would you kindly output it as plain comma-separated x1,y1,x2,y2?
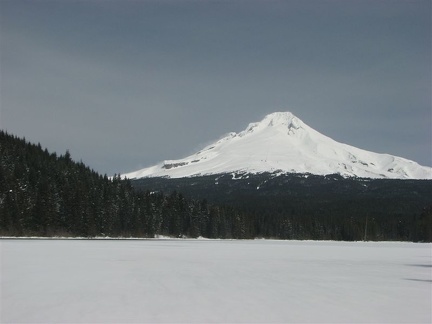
1,239,431,323
122,112,432,179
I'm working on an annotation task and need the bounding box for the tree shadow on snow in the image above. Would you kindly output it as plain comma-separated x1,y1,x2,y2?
404,264,432,268
403,264,432,283
403,278,432,283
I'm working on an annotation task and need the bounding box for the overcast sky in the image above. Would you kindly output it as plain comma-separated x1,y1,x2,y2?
1,0,431,175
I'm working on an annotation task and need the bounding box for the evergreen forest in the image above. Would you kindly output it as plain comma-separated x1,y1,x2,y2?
1,130,431,241
0,131,250,239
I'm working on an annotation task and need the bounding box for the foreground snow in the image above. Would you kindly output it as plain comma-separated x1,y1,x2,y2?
1,239,431,323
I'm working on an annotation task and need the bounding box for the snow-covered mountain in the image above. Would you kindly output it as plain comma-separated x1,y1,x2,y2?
123,112,432,179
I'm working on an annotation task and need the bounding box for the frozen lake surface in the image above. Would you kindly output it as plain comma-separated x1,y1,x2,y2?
1,239,431,323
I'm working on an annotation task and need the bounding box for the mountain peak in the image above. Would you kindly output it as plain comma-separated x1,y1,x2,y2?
263,111,303,132
263,111,296,124
241,111,304,136
123,112,432,179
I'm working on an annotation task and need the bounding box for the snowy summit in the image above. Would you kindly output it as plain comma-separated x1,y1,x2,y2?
123,112,432,179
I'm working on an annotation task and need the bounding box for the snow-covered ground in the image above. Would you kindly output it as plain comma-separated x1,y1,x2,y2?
1,239,431,323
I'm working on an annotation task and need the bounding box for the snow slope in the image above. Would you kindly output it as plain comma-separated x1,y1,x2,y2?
1,239,431,323
123,112,432,179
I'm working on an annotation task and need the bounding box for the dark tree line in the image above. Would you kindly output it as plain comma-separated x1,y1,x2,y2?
1,130,431,241
133,173,432,242
0,131,253,238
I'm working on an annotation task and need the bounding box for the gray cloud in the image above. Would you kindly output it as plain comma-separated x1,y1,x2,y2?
1,0,430,175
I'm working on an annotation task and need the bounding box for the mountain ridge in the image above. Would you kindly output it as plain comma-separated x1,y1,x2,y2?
123,112,432,179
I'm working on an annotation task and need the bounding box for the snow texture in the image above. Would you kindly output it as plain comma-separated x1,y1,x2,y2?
1,239,431,323
123,112,432,179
